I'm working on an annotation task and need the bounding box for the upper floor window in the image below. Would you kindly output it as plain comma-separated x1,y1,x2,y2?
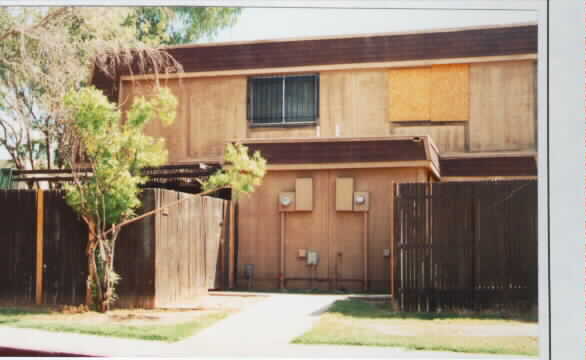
248,74,319,126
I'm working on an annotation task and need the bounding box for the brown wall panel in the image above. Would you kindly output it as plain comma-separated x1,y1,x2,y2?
248,126,317,139
320,70,389,137
335,177,354,211
236,167,426,291
188,77,248,159
469,60,536,152
120,80,191,163
120,77,248,163
119,60,536,161
295,178,313,211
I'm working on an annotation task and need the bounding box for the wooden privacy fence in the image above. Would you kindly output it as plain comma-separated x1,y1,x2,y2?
0,189,229,308
394,180,537,312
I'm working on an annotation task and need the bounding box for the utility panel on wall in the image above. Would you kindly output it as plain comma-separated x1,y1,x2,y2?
336,178,354,211
295,178,313,211
279,192,296,212
353,192,370,212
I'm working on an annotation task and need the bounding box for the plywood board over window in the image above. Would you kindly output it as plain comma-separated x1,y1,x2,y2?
430,64,469,121
388,67,431,122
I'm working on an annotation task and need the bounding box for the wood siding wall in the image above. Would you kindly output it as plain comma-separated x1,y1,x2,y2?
237,167,429,291
120,59,535,162
469,60,536,152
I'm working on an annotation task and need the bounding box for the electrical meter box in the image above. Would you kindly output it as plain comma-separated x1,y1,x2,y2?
307,250,320,265
353,192,370,212
279,192,296,212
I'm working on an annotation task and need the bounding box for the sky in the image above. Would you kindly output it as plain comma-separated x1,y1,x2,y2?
0,7,536,161
204,7,536,43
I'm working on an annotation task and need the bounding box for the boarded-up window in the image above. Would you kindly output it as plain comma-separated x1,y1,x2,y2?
430,64,469,121
389,64,470,122
388,67,431,122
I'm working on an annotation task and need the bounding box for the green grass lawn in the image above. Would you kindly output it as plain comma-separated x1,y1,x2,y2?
0,306,230,342
293,299,538,357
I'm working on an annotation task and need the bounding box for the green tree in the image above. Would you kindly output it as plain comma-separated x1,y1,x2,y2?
202,143,267,196
63,86,177,312
125,7,241,45
62,87,266,312
0,7,240,172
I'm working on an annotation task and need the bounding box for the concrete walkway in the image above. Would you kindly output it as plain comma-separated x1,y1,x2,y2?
175,293,345,350
0,293,536,358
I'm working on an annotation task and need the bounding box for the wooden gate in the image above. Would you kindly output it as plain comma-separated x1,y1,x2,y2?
394,181,537,311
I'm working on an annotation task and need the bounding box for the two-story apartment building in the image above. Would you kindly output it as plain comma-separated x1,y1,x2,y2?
93,23,538,292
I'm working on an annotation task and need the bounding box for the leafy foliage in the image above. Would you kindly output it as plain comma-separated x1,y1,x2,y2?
63,86,176,226
0,7,240,171
126,7,242,45
62,86,176,312
202,143,267,198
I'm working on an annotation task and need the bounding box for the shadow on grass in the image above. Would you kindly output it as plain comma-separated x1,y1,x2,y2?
327,299,538,322
0,307,52,316
0,306,54,326
224,288,388,296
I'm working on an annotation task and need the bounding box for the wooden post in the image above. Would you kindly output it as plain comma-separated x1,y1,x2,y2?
280,212,286,290
86,222,95,306
35,189,44,305
390,182,396,299
220,201,228,289
228,200,236,289
363,212,368,291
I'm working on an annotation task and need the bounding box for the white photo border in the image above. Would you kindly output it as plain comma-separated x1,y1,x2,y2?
2,1,578,360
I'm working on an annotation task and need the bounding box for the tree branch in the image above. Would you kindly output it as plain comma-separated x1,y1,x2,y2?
103,186,229,237
0,7,70,43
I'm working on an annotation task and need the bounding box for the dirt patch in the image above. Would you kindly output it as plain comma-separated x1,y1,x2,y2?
12,294,266,327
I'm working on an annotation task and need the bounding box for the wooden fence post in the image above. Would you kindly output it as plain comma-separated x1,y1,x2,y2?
35,189,44,305
228,200,236,289
389,182,395,298
363,212,368,291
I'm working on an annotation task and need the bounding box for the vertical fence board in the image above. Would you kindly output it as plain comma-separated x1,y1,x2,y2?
115,190,156,309
42,191,88,306
0,190,37,304
395,180,537,311
1,188,227,309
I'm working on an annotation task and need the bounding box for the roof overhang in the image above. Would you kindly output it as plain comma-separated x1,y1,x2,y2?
237,136,441,179
236,137,537,181
439,152,537,179
92,23,538,103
